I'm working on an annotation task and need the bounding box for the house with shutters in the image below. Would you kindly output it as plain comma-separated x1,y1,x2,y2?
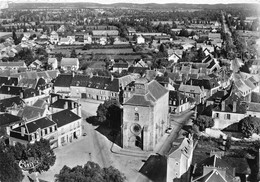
178,83,206,104
51,109,82,147
9,116,58,147
169,90,193,114
212,92,247,129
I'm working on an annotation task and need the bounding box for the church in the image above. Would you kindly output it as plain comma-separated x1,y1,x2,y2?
122,78,169,151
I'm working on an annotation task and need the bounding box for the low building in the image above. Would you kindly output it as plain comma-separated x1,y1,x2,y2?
0,113,23,136
0,61,27,70
137,35,145,44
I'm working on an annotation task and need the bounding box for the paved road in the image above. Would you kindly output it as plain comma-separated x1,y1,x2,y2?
81,110,112,168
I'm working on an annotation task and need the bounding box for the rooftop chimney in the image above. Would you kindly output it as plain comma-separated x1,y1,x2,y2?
221,101,225,111
21,127,25,137
64,101,68,109
233,101,237,112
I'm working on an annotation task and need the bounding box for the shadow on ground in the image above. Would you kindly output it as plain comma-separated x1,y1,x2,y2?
86,116,122,147
95,123,123,148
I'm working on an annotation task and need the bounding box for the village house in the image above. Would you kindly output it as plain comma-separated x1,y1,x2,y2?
0,96,24,114
50,31,59,44
53,74,73,97
28,60,42,70
136,35,145,44
9,116,58,148
51,109,82,147
212,92,247,129
111,61,129,73
47,58,58,70
60,58,79,71
169,90,193,114
49,97,81,117
178,84,206,104
123,78,169,151
167,134,195,182
0,113,23,136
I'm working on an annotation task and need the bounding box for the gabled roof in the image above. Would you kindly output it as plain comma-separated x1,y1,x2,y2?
12,117,56,134
17,105,46,121
0,96,24,112
0,76,18,86
53,74,73,87
194,155,234,182
0,61,26,67
0,85,23,95
60,58,79,66
193,169,227,182
169,91,189,106
187,78,219,90
33,99,48,109
50,98,78,110
17,78,38,89
179,84,201,94
0,113,22,127
51,109,81,127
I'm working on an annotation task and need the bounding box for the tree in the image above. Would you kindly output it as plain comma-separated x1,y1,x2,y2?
239,116,260,137
70,49,77,58
193,115,214,131
12,31,18,45
55,161,126,182
0,145,24,182
96,100,121,129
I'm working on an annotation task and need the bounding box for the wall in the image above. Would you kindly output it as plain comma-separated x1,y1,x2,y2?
212,111,245,129
57,118,82,147
54,86,70,95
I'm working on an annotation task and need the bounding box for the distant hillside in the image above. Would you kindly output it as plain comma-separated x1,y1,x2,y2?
7,2,260,11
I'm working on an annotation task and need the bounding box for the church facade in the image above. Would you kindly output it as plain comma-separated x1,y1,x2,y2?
122,78,169,151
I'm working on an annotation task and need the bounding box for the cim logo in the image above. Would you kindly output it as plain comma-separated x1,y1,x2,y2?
18,157,40,171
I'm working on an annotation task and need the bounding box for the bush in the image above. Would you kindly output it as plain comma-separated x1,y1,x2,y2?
193,115,214,131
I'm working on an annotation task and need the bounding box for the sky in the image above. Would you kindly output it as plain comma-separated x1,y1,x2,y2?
3,0,260,4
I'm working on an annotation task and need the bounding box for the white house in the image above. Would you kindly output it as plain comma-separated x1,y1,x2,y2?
137,35,145,44
52,109,82,147
60,58,79,71
48,58,58,70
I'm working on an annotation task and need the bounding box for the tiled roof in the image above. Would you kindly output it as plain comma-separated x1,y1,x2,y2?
128,67,148,74
50,98,78,110
53,74,73,87
0,61,26,67
187,78,219,90
52,109,81,127
17,78,38,89
60,58,79,66
71,74,130,92
247,102,260,112
0,113,22,127
179,84,201,94
194,169,227,182
194,155,235,182
13,117,56,134
17,106,46,121
0,96,24,112
0,85,23,95
33,99,48,109
124,80,168,106
0,76,19,86
213,93,247,114
169,90,189,106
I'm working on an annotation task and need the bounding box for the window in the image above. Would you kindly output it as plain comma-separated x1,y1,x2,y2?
173,101,176,105
134,113,139,121
215,113,219,118
227,114,231,120
50,127,53,133
45,128,48,135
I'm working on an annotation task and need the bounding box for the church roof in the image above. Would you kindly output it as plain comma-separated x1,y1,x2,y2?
124,80,168,106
